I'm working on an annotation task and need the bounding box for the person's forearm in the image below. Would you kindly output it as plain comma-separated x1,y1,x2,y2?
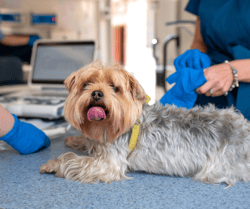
190,17,207,53
0,105,14,137
228,59,250,83
1,35,29,46
190,17,250,82
190,41,207,53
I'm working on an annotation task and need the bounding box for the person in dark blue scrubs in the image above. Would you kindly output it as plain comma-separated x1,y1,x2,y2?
184,0,250,120
0,30,39,63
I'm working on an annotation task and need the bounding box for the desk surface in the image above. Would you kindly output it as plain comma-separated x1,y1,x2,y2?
1,130,250,209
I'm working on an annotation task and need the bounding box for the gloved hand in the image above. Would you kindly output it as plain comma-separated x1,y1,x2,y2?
0,114,50,155
174,49,211,71
160,67,207,109
27,35,40,46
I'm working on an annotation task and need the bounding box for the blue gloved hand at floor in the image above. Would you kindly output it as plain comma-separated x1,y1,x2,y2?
27,35,40,46
0,114,50,155
160,67,207,109
174,49,211,71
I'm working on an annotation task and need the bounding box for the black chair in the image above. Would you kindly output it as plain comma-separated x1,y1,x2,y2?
0,56,24,86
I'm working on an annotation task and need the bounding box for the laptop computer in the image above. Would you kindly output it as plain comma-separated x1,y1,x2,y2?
0,39,96,119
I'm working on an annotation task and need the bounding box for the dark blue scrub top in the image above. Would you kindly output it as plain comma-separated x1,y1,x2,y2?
186,0,250,120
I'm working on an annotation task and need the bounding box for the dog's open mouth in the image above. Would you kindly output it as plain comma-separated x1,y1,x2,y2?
87,105,108,121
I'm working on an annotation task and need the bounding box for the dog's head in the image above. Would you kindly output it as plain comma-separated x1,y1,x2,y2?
64,61,146,143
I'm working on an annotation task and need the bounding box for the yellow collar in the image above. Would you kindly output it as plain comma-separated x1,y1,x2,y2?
128,95,150,151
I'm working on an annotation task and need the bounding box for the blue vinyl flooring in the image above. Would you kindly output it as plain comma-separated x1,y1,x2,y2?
1,131,250,209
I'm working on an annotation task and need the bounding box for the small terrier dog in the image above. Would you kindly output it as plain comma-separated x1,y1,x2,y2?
40,61,250,187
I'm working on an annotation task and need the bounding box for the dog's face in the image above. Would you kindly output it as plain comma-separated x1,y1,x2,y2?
64,61,146,143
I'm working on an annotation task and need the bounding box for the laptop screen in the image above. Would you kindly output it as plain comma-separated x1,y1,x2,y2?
32,41,95,84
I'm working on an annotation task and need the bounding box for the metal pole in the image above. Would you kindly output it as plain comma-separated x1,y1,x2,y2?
163,34,179,92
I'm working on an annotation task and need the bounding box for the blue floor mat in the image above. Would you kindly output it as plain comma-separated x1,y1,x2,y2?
1,132,250,209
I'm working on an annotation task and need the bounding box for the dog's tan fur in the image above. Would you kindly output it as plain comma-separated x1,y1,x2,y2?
40,61,146,183
63,61,146,143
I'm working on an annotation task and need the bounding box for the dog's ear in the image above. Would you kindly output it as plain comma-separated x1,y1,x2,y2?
127,73,146,102
64,72,77,92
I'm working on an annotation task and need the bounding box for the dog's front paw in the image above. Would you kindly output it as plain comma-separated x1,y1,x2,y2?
39,159,63,177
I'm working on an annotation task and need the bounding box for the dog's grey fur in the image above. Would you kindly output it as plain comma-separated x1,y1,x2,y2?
40,102,250,186
129,102,250,186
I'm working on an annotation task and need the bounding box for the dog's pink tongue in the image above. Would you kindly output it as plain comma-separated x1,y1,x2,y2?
87,107,106,121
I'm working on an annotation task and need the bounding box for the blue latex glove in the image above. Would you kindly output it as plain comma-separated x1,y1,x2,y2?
160,67,207,109
27,35,40,46
0,114,50,155
159,49,211,109
174,49,211,71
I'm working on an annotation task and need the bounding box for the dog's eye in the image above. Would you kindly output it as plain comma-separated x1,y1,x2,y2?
111,85,118,92
84,83,90,87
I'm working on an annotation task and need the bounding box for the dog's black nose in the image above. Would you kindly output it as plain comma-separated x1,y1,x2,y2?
91,90,104,101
